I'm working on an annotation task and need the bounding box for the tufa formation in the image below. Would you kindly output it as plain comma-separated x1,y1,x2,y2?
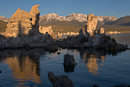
0,5,54,49
79,14,98,37
57,14,127,51
1,5,40,37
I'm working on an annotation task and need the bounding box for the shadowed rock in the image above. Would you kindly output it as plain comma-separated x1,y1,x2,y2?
48,72,74,87
63,54,77,66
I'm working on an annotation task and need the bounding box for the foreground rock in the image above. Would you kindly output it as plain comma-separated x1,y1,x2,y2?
48,72,74,87
63,54,77,72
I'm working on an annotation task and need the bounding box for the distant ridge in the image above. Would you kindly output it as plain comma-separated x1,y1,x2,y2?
0,13,118,27
39,13,117,27
112,16,130,26
1,14,130,34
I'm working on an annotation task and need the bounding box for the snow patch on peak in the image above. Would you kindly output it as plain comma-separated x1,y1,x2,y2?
66,13,87,22
40,13,117,23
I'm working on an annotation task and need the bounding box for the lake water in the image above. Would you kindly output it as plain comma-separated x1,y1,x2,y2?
0,33,130,87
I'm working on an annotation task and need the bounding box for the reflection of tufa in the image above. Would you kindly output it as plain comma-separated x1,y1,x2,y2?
80,49,106,74
1,48,45,87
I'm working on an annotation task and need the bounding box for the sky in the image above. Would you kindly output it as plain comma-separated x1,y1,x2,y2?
0,0,130,18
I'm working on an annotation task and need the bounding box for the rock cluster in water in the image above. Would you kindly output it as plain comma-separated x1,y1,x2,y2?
0,5,128,52
57,14,127,52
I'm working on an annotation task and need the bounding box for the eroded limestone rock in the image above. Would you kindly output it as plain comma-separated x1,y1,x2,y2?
86,14,98,36
79,14,98,37
39,26,55,38
99,28,105,34
1,5,40,37
57,14,127,52
0,5,55,49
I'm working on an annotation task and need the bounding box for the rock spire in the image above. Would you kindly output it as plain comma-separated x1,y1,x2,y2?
2,5,40,37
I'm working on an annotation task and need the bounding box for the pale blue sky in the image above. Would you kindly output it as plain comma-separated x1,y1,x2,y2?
0,0,130,18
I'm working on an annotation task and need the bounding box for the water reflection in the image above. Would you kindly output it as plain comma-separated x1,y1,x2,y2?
64,65,75,72
80,49,106,74
0,48,46,87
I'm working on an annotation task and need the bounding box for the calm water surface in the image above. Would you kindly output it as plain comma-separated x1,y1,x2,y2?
0,33,130,87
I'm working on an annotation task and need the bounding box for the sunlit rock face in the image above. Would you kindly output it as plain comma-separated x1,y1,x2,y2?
0,5,55,49
1,5,40,37
86,14,98,36
99,28,105,34
79,14,98,37
39,26,55,38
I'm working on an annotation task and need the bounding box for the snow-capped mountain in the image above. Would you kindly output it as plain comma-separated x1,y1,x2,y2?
39,13,117,26
65,13,88,22
0,13,118,26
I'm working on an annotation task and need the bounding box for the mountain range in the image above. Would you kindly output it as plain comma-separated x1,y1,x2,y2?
112,16,130,26
0,13,117,26
39,13,117,27
0,13,130,33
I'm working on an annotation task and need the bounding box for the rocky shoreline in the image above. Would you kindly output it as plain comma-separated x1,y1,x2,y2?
0,6,128,52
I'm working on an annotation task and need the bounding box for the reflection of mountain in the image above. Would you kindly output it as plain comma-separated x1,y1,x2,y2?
0,49,46,87
80,50,106,74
